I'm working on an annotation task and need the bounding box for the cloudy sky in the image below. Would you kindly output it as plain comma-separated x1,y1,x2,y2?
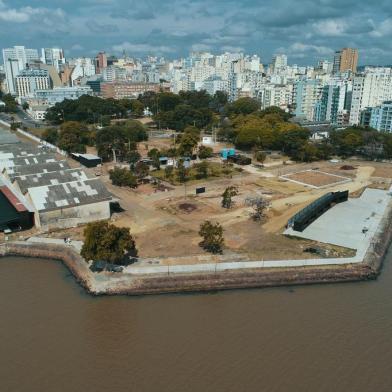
1,0,391,65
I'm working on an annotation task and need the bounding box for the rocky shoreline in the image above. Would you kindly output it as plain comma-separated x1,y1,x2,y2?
0,204,391,296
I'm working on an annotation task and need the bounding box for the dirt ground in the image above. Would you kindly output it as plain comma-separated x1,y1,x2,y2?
24,150,391,265
96,156,389,263
282,170,350,187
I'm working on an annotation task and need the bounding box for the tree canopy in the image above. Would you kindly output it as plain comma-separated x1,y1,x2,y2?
81,221,137,264
45,95,129,125
199,221,224,254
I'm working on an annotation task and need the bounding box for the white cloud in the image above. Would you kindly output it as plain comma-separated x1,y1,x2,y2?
112,42,175,54
221,45,244,53
191,43,212,52
312,19,346,37
0,2,65,24
370,18,392,38
290,42,334,56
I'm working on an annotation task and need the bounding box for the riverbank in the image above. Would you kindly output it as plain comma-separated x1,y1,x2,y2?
0,198,391,295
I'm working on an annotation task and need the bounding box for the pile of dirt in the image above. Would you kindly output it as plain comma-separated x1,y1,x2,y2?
178,203,198,213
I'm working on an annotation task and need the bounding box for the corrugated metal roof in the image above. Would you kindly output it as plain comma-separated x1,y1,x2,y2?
28,179,112,212
14,168,93,194
0,154,56,172
7,161,71,178
0,132,20,145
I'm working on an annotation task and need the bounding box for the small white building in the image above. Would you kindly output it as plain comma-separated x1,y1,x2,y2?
201,136,214,145
27,105,49,121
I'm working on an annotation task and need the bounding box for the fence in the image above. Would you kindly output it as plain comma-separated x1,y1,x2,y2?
287,190,349,232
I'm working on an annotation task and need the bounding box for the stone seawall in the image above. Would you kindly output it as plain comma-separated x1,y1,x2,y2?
0,201,391,296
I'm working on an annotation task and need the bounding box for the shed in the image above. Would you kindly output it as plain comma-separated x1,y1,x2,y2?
72,153,102,168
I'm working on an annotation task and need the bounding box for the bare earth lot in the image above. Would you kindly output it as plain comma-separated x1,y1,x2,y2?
281,170,351,188
17,148,390,266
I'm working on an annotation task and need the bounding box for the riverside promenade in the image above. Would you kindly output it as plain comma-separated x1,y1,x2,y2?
1,188,391,295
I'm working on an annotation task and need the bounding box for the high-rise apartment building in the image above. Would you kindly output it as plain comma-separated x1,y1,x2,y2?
333,48,358,74
349,67,392,124
271,54,287,74
293,79,323,120
2,46,40,94
96,52,108,74
369,102,392,132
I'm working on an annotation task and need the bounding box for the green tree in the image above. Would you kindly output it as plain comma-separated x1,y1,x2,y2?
42,128,59,145
45,95,128,125
254,150,267,163
383,134,392,159
199,221,224,254
129,99,144,117
195,161,209,179
259,106,292,121
245,196,271,221
134,161,149,179
0,94,18,113
198,145,213,159
95,120,148,162
226,97,260,116
81,221,137,264
109,167,138,188
164,165,174,179
126,150,141,169
177,160,188,183
57,121,90,153
221,186,239,209
178,132,199,156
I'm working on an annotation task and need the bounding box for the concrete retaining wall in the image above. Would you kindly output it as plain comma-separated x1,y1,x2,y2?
1,200,391,295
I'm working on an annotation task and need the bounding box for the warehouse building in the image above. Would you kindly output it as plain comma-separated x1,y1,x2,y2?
26,179,112,230
0,143,55,158
0,181,34,232
0,154,57,173
0,127,113,232
12,168,93,194
3,161,70,180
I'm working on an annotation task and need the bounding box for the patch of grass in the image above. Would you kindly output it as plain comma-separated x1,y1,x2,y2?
153,162,242,185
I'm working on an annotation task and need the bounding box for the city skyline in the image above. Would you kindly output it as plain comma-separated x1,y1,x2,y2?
0,0,391,65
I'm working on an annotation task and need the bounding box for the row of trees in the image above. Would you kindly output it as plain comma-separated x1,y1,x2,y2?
43,91,392,163
44,95,137,125
42,119,148,156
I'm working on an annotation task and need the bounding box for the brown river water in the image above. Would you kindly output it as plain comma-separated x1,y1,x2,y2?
1,253,392,392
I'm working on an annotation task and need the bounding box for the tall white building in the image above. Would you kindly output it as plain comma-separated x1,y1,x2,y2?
258,84,293,111
271,54,288,74
68,58,96,86
349,68,392,125
41,48,65,72
2,46,40,94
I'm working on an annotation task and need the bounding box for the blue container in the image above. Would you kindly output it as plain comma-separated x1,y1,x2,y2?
221,149,229,159
228,148,236,156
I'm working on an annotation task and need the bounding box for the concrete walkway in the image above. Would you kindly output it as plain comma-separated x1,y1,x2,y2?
26,237,83,253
